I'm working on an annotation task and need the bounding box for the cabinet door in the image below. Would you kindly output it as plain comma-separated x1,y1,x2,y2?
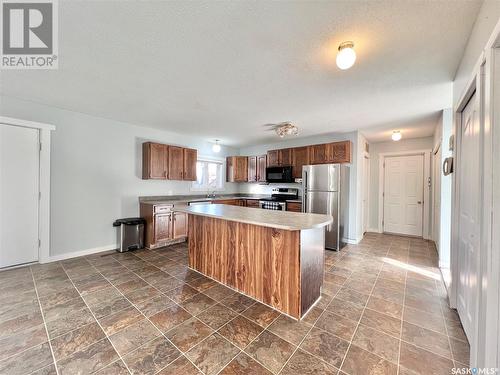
235,157,248,182
292,146,310,178
247,156,257,182
257,155,267,182
267,150,280,167
142,142,167,179
286,202,302,212
172,212,188,238
329,141,352,163
168,146,184,180
154,213,171,243
280,148,292,166
183,148,197,181
310,144,329,164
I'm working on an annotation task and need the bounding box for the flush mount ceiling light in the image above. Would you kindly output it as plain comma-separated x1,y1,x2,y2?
212,140,221,153
336,41,356,70
392,131,402,141
275,123,299,138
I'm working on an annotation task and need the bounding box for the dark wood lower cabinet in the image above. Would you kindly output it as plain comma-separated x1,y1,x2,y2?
286,202,302,212
172,211,188,238
154,213,172,243
140,203,188,249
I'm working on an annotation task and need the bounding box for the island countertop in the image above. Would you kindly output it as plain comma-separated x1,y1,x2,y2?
174,204,332,230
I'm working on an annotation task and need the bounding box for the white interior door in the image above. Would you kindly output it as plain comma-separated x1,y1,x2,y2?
0,124,40,268
457,92,480,340
362,156,370,233
433,145,442,250
383,154,424,236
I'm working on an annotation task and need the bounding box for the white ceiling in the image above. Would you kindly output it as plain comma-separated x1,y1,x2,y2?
0,1,481,146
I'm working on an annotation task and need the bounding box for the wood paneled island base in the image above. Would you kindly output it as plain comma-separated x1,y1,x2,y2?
176,205,332,319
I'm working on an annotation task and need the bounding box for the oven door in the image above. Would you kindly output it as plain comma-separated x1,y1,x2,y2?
259,201,285,210
265,166,293,183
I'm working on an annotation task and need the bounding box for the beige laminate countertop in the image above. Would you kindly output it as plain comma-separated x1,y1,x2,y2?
174,204,331,231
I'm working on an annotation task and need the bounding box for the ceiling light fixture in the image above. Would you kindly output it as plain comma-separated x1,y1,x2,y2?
212,140,221,153
336,41,356,70
392,131,402,141
275,123,299,138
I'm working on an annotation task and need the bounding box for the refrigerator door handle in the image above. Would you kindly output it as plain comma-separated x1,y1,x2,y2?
302,171,307,213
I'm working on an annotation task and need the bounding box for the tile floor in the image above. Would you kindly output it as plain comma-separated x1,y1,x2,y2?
0,234,469,375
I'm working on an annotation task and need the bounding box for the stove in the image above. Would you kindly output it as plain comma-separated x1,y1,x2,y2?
259,188,299,210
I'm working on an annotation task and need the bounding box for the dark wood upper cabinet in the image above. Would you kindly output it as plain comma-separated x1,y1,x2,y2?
225,141,351,183
168,146,184,180
310,141,352,164
143,142,198,181
226,156,248,182
329,141,352,163
292,146,310,178
183,148,197,181
247,156,257,182
267,150,280,167
280,148,292,166
267,148,292,167
257,155,267,182
142,142,167,179
310,143,330,164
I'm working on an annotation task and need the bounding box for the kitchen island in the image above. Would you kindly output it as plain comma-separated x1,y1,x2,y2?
173,204,332,319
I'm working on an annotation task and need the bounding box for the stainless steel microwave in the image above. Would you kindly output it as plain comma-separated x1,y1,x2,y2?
265,166,293,183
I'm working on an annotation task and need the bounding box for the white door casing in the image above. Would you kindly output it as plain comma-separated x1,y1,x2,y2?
0,124,40,268
362,155,370,234
383,154,424,236
457,92,480,341
433,144,442,251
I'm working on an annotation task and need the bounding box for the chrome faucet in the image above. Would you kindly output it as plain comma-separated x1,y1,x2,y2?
206,191,217,198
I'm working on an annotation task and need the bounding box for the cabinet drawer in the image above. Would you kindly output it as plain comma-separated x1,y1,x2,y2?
246,199,260,208
154,205,173,213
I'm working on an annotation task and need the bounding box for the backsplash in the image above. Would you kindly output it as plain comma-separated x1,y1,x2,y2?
238,182,302,195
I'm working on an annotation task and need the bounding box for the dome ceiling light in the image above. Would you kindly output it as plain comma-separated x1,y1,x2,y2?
212,139,221,153
336,41,356,70
392,131,402,141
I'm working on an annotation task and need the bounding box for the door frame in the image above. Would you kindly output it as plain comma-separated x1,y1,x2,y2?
450,19,500,367
362,153,370,235
0,116,55,264
377,149,431,239
432,142,441,250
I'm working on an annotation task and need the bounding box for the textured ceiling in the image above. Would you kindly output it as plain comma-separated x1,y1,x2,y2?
0,1,481,145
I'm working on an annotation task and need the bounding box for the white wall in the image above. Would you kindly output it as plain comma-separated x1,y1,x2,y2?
0,96,240,258
453,1,500,108
367,136,434,231
239,131,362,243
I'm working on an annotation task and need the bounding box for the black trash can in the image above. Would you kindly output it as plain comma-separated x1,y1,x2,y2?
113,218,146,253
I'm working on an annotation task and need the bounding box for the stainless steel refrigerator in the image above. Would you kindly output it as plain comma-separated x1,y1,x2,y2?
302,164,350,250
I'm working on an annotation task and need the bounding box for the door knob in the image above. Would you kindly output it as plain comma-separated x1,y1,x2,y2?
417,201,422,204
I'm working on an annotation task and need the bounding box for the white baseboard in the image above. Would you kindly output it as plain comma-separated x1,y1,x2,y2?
40,244,118,263
367,227,381,233
343,237,362,245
